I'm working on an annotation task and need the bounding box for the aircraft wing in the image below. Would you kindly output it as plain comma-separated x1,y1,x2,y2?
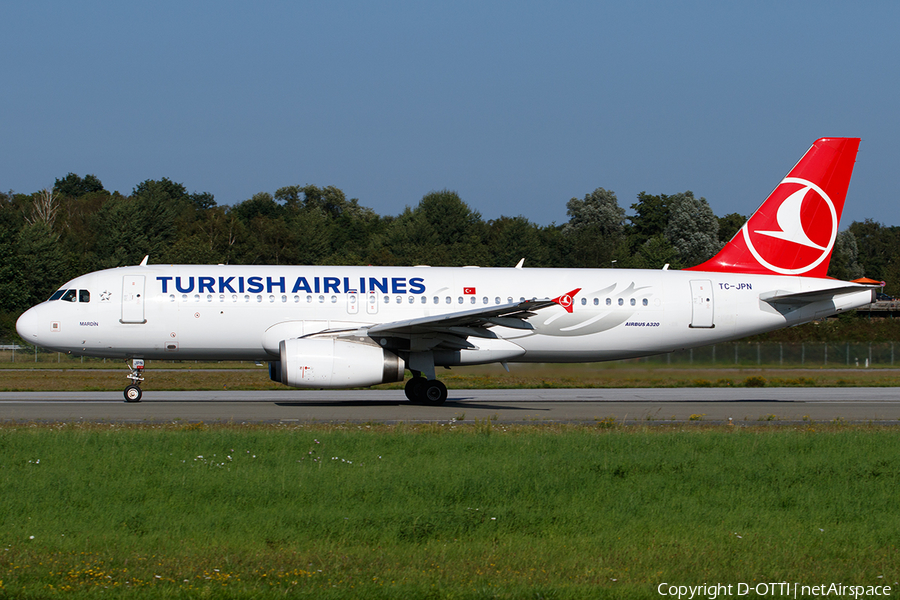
366,298,556,339
760,284,877,306
299,297,560,354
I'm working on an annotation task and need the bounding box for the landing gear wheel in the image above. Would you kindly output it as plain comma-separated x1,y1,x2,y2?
125,359,145,403
422,380,448,405
124,385,142,403
405,377,427,402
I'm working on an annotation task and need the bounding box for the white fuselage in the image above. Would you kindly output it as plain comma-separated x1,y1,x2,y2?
16,264,874,364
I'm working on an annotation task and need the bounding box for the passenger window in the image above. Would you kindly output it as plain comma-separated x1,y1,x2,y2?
62,290,77,302
618,298,624,306
630,298,636,306
643,298,649,306
606,298,611,306
49,290,66,301
79,290,90,303
483,297,488,304
470,297,476,304
593,298,599,306
580,298,586,306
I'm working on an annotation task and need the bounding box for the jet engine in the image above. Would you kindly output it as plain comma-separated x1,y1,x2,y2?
271,338,404,389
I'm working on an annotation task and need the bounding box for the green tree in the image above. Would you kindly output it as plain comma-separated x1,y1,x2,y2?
486,216,551,267
15,223,68,309
827,230,864,281
562,187,626,268
91,193,181,268
664,191,720,267
231,192,283,223
717,212,746,243
54,173,104,198
628,235,681,270
848,219,900,283
385,191,487,266
628,192,670,246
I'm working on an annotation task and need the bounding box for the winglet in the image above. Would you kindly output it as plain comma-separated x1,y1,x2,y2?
551,288,581,313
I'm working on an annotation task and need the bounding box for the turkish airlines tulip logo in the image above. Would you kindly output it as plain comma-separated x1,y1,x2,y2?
551,288,581,313
743,177,838,275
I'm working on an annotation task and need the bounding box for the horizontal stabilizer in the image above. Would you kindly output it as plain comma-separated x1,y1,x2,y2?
760,285,876,306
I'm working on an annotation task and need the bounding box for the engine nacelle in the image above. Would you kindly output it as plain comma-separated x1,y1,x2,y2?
275,338,404,389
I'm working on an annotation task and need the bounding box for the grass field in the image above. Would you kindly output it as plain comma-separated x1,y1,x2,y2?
0,422,897,598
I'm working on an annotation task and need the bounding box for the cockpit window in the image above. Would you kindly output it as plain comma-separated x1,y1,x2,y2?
79,290,90,303
49,290,66,301
61,290,78,302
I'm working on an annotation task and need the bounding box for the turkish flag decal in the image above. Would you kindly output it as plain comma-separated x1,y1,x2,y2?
463,287,476,295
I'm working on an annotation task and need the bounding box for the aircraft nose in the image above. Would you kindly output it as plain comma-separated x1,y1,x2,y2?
16,307,42,343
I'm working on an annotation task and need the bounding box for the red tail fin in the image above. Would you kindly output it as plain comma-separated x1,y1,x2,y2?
687,137,860,278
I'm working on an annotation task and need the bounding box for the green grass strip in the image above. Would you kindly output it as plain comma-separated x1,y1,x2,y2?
0,423,897,598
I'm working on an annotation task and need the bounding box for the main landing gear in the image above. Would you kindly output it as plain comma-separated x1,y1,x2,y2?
404,376,448,405
124,359,144,403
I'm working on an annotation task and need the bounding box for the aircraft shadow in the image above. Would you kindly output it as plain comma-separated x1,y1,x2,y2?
273,400,541,410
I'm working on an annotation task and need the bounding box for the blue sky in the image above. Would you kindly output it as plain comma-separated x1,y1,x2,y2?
2,1,898,228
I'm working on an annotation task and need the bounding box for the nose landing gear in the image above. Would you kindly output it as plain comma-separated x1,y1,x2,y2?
124,359,144,403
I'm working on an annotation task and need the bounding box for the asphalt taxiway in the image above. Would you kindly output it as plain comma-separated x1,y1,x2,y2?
0,388,897,424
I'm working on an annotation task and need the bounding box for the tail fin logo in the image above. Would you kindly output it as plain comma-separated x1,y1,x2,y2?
743,177,837,275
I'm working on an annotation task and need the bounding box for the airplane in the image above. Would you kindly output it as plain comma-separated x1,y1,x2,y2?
16,137,878,404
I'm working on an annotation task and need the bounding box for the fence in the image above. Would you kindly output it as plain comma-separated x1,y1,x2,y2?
0,342,897,368
638,342,897,368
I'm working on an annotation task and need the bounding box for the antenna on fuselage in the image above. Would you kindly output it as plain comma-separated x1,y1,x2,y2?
139,255,149,267
514,258,525,269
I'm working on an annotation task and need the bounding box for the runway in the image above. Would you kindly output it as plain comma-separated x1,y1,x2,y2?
0,388,898,424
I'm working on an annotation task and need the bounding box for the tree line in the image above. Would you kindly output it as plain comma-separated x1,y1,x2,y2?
0,172,892,335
